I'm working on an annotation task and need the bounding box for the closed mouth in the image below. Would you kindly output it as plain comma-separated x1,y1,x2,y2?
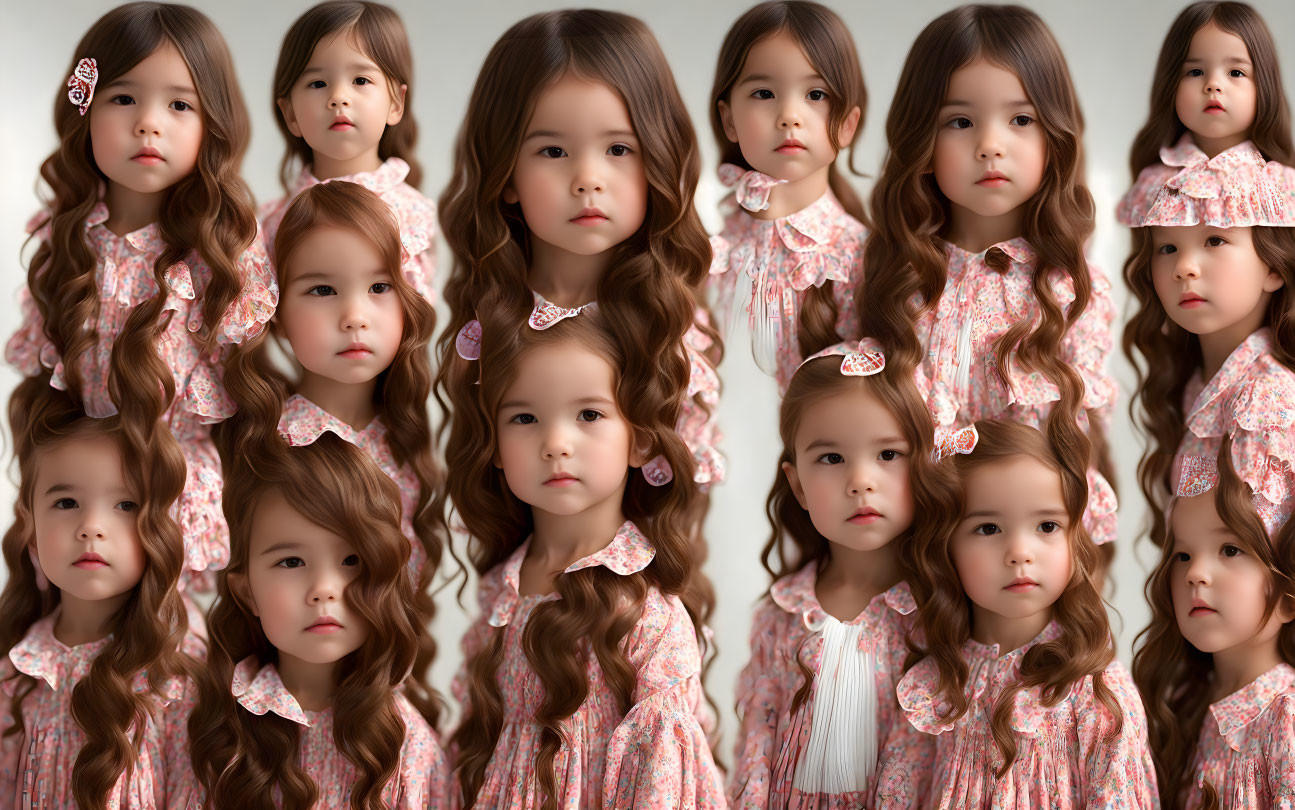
847,507,881,524
73,552,108,568
570,207,608,225
1179,292,1206,307
132,146,163,162
776,138,807,153
977,171,1008,186
306,616,344,632
330,115,355,129
544,472,578,486
1004,576,1039,592
338,344,372,357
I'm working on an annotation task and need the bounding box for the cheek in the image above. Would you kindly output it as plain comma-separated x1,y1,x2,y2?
931,135,964,188
1174,81,1194,120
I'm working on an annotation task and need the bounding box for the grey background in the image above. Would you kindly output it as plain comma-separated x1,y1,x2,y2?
3,0,1293,755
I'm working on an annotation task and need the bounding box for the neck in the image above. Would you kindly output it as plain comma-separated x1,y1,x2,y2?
945,202,1025,254
969,602,1051,656
296,371,377,431
53,591,129,647
1197,315,1266,384
276,652,341,713
1211,635,1283,702
528,489,628,574
103,182,162,237
751,164,831,221
527,239,609,309
820,541,901,601
1192,131,1248,160
311,149,384,182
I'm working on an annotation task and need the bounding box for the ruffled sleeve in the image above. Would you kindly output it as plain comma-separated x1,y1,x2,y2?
391,693,449,810
726,598,785,808
876,656,942,810
1226,362,1295,511
1265,698,1295,808
5,287,58,379
161,680,203,810
212,237,278,346
1075,662,1159,809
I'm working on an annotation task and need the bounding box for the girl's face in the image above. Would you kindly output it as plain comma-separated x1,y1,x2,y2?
1150,225,1282,337
952,455,1071,624
277,227,404,386
504,75,647,259
495,341,643,518
1170,492,1292,654
90,41,203,198
718,31,859,183
235,489,368,666
277,29,406,167
1175,22,1256,152
781,385,914,552
30,435,145,606
932,59,1046,223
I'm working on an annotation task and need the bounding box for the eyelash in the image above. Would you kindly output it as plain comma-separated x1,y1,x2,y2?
537,144,635,159
52,498,138,511
305,283,392,296
108,95,193,113
305,77,374,89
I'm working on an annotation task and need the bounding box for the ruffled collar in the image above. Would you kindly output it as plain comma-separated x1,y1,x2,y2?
944,236,1037,277
291,157,411,197
278,393,388,448
6,613,111,692
485,520,655,628
232,656,315,727
963,619,1062,664
1160,133,1264,172
1186,328,1273,436
528,290,597,331
769,564,916,641
85,200,167,254
1210,662,1295,752
719,163,789,213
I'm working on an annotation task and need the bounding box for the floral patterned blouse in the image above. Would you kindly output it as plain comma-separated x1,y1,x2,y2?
277,394,426,577
1181,662,1295,808
708,164,866,391
729,565,933,809
0,613,204,810
259,157,437,300
5,203,277,583
1174,329,1295,536
882,621,1159,809
913,237,1119,545
449,521,725,809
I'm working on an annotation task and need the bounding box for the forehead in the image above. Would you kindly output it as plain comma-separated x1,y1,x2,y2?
249,488,353,554
962,454,1063,511
1186,22,1252,59
503,340,616,403
34,434,127,488
526,75,633,132
308,27,379,67
944,58,1029,104
739,30,816,76
284,226,387,279
792,385,905,448
1169,491,1230,542
108,40,195,89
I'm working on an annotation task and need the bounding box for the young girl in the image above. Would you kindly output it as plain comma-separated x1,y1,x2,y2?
708,0,868,389
856,4,1119,549
0,380,200,809
445,311,723,808
185,434,446,808
221,179,442,724
883,419,1157,809
729,340,961,807
260,0,436,302
5,3,277,595
1134,447,1295,809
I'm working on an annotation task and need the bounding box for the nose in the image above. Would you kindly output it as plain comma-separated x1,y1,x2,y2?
777,99,804,130
341,295,370,332
1185,556,1212,587
846,461,877,497
1005,532,1035,567
541,425,573,460
1204,69,1225,95
1173,254,1201,282
77,516,106,541
135,104,162,137
572,154,605,196
307,570,342,604
328,87,351,109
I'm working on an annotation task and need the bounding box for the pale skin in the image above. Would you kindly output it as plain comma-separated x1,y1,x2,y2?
1176,22,1257,159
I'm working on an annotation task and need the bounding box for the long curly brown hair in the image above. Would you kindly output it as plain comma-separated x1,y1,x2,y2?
1122,227,1295,547
709,1,869,359
0,379,193,810
905,417,1120,777
763,357,961,713
1132,443,1295,809
187,434,422,810
1127,0,1292,177
443,312,706,809
271,0,422,190
216,180,443,727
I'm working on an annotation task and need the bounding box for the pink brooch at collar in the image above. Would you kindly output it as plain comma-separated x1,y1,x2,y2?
67,57,97,116
933,424,978,462
529,291,596,331
718,163,788,213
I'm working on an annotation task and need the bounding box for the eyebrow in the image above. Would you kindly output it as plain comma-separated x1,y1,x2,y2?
102,78,197,95
940,99,1033,109
737,72,823,85
260,541,305,556
1183,57,1252,65
523,129,637,141
301,62,380,74
963,508,1066,519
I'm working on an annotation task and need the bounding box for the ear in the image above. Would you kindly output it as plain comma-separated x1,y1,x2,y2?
227,572,259,618
386,83,407,127
276,96,303,139
781,460,810,511
837,105,862,147
501,181,520,205
1277,591,1295,625
1264,270,1285,294
26,544,50,592
629,432,653,469
718,99,740,144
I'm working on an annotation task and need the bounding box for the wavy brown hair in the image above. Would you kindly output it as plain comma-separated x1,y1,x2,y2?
709,0,869,359
905,417,1120,777
1122,227,1295,547
271,0,422,190
434,7,720,628
763,357,960,713
0,378,192,810
216,180,443,726
443,312,706,809
1132,442,1295,809
1127,0,1292,176
188,434,422,809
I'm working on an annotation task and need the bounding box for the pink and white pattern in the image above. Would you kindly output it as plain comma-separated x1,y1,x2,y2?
449,521,725,809
709,164,867,390
528,291,596,331
260,157,437,301
67,57,97,116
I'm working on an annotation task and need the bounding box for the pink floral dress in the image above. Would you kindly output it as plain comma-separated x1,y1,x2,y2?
883,621,1158,809
708,164,866,390
729,565,934,809
449,521,725,809
259,157,437,300
0,613,205,809
1173,329,1295,535
913,237,1119,544
277,394,426,578
1181,662,1295,808
5,204,277,586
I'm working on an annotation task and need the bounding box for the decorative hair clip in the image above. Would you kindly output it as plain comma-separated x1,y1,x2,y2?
718,163,789,214
455,319,482,361
529,292,596,331
797,338,886,377
641,454,673,487
67,57,98,116
932,424,979,462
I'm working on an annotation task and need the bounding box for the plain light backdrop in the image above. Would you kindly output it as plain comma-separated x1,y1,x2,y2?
4,0,1294,754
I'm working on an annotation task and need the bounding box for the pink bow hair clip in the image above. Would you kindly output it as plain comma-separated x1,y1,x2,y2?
932,424,979,462
456,319,482,361
797,339,887,377
641,454,673,487
67,57,98,116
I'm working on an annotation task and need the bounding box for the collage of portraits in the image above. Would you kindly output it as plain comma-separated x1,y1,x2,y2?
2,0,1294,807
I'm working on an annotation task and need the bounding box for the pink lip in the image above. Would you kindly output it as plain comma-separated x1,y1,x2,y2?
338,343,372,358
570,207,608,226
330,115,355,130
1179,292,1206,309
776,138,807,154
1189,597,1218,617
1004,576,1039,593
544,472,578,487
306,616,343,633
73,552,108,570
132,146,163,164
1204,100,1226,113
847,507,881,525
977,171,1008,187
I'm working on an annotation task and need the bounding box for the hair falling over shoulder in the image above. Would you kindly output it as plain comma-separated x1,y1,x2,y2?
0,379,192,810
444,313,706,809
188,435,422,810
1133,443,1295,809
271,0,422,190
